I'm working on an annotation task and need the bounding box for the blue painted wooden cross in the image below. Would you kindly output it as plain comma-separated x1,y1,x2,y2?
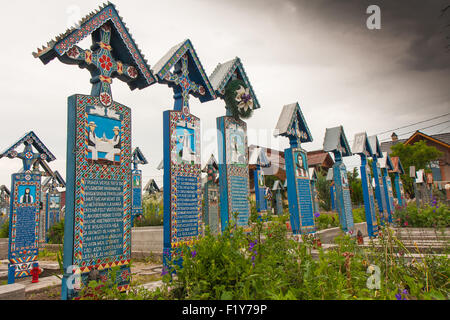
209,57,260,231
0,131,55,284
323,126,354,234
152,39,215,267
33,3,156,300
57,24,139,106
163,53,206,113
274,102,316,235
352,132,378,237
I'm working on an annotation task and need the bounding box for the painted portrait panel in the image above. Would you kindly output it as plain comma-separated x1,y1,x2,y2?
229,126,246,165
294,150,307,178
18,185,36,204
86,113,122,166
175,125,196,165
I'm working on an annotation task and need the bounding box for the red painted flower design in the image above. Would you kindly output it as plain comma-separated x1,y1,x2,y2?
127,66,138,79
99,54,112,71
67,46,80,59
100,92,112,106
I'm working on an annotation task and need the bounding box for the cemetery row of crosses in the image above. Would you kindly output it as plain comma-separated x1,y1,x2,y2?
0,3,447,300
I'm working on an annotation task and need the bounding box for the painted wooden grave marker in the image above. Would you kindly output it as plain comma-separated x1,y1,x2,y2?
352,132,378,237
0,131,56,283
272,180,284,215
274,103,315,235
249,147,271,216
368,135,389,225
390,156,406,208
0,186,10,227
152,39,216,265
131,147,148,225
202,155,220,235
323,126,354,233
42,171,65,242
309,168,320,214
379,152,395,223
210,57,260,231
326,168,337,211
33,2,157,299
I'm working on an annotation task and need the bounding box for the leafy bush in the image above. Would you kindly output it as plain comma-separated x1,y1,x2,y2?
315,213,340,230
352,207,366,224
394,201,450,228
47,219,64,244
152,218,449,300
0,218,8,238
134,196,163,227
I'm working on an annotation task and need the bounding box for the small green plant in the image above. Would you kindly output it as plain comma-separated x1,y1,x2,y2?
0,219,9,238
47,219,64,244
394,201,450,228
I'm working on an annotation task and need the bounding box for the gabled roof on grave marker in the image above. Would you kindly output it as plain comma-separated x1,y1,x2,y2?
323,126,352,157
53,171,66,187
144,179,160,193
326,168,334,181
132,147,148,165
309,168,318,181
32,2,156,90
152,39,216,102
352,132,374,157
0,131,56,162
390,156,405,175
249,147,271,167
34,158,55,177
272,180,284,191
202,154,219,172
368,135,383,158
0,185,10,196
274,103,313,143
379,152,394,170
209,57,260,110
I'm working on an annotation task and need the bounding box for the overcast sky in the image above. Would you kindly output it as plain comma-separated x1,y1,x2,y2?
0,0,449,187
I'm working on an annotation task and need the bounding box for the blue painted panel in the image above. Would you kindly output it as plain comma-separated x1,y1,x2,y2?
8,172,41,283
372,159,388,225
333,162,354,233
62,94,132,300
204,184,220,234
360,162,378,237
216,116,250,232
285,148,315,235
394,174,406,207
383,170,394,223
330,184,336,211
163,110,202,266
254,168,267,212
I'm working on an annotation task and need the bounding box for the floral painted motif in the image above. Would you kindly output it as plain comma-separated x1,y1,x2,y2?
127,66,138,79
99,54,113,71
100,92,112,106
67,46,80,59
235,85,253,112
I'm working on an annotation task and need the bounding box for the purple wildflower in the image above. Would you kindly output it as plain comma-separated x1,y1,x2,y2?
191,250,197,258
314,212,320,218
251,255,255,262
395,293,402,300
161,267,168,276
402,289,408,295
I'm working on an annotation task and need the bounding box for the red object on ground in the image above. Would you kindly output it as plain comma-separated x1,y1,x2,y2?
31,265,42,283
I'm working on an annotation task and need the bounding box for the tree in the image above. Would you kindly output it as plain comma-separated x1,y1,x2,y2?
391,140,443,198
347,167,364,206
316,170,331,211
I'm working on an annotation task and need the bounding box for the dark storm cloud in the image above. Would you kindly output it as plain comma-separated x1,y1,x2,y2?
295,0,450,71
236,0,450,71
